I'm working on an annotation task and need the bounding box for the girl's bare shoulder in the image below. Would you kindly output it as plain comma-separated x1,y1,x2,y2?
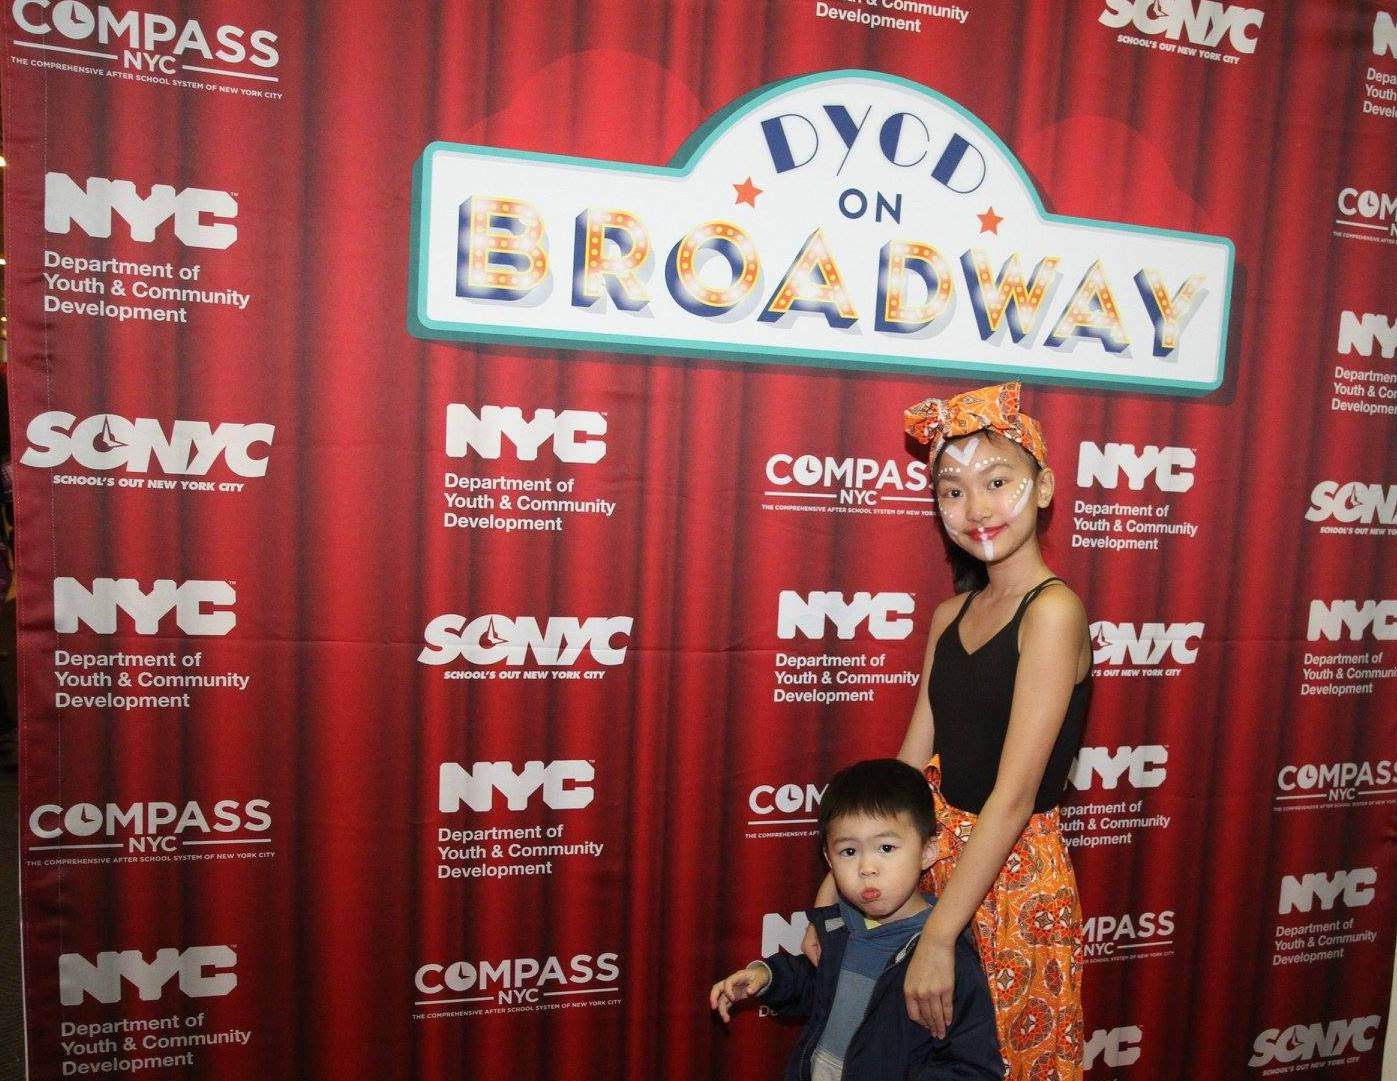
932,589,974,622
923,590,974,649
1022,579,1087,633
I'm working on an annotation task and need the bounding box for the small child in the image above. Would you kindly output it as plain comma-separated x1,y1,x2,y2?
710,759,1003,1081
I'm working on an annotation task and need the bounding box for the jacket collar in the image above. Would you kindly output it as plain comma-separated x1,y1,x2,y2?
804,896,936,960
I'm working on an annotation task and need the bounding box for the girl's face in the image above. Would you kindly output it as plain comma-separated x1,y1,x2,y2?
933,430,1051,563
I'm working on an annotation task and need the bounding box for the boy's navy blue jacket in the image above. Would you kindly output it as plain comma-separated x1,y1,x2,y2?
760,902,1002,1081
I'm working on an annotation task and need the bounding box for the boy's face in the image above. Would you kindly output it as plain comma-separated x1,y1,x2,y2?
823,810,936,923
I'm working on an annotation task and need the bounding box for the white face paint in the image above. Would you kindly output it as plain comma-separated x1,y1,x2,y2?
939,435,981,466
934,434,1040,563
1006,475,1033,518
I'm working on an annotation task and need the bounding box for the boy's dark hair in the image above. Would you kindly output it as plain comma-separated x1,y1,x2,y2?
818,759,936,844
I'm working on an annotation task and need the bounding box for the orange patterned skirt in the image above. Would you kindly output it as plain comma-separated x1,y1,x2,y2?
921,756,1084,1081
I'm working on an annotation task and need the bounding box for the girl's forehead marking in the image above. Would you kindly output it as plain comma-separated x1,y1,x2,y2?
937,445,1025,477
940,435,981,466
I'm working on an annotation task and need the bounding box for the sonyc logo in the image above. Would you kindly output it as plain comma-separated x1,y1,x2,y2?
11,2,278,73
59,946,237,1005
1090,622,1203,665
418,614,632,666
445,404,606,464
1336,311,1397,358
1306,599,1396,641
1069,746,1167,791
45,173,237,249
438,761,594,813
749,783,823,816
765,454,928,505
415,953,619,1006
1084,1026,1142,1069
762,911,810,957
1076,442,1195,492
29,799,270,842
1278,868,1376,915
1306,482,1397,525
777,591,915,641
54,578,236,636
23,412,274,477
1249,1016,1381,1067
1099,0,1263,53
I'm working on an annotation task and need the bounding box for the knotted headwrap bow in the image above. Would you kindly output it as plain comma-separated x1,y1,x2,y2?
903,381,1047,467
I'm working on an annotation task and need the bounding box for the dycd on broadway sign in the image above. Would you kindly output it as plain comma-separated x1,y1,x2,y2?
410,71,1233,394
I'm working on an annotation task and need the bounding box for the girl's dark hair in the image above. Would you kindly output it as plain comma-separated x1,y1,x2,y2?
930,433,1050,594
948,546,990,595
818,758,937,843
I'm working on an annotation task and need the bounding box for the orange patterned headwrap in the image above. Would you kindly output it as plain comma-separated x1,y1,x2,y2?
903,381,1047,467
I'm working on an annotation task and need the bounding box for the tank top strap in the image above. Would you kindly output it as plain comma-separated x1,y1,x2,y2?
1011,576,1064,624
951,589,979,626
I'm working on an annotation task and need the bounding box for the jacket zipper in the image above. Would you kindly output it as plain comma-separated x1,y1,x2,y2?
844,931,925,1066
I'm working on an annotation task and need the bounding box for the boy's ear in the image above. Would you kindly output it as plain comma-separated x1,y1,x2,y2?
822,843,832,869
920,835,937,871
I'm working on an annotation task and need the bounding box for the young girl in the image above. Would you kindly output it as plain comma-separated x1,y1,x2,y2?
807,381,1091,1080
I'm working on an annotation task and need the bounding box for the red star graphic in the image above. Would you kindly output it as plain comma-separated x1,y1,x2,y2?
977,206,1004,234
733,177,763,207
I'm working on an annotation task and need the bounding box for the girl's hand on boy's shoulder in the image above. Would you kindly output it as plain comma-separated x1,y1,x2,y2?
904,936,956,1038
709,964,770,1023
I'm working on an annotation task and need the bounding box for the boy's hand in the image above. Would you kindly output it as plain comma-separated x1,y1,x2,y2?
709,964,770,1022
800,921,822,965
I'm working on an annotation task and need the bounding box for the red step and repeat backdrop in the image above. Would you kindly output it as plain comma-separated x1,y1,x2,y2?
4,1,1396,1078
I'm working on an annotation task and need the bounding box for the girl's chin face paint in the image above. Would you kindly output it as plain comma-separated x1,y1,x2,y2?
936,437,1039,562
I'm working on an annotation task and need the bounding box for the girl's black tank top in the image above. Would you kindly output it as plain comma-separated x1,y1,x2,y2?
929,576,1090,815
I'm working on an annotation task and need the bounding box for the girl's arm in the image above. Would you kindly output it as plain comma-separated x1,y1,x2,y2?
903,585,1087,1036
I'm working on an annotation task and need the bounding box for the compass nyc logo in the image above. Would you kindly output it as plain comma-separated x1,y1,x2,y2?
10,2,277,83
410,72,1233,393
